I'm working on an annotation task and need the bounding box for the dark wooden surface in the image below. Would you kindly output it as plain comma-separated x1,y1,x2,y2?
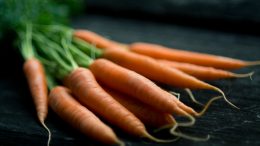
0,14,260,146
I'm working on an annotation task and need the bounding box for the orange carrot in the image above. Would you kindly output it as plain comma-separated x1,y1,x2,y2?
23,58,51,145
65,67,172,142
49,86,122,145
158,59,254,80
74,30,126,50
89,59,197,116
102,86,176,128
129,42,260,70
101,49,237,108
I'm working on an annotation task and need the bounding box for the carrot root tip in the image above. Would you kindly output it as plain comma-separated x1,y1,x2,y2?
142,131,179,143
247,61,260,67
40,120,51,146
196,96,223,117
184,88,204,106
153,124,176,133
213,87,240,109
169,91,180,99
233,71,254,80
170,128,210,141
176,112,196,127
116,140,125,146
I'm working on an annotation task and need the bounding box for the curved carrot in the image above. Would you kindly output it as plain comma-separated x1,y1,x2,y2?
158,59,254,80
101,49,238,109
23,58,51,145
102,86,176,128
74,30,126,50
65,67,172,142
129,42,260,70
49,86,122,145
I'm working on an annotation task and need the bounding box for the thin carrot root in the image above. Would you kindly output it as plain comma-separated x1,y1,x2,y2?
233,71,254,80
170,124,210,141
246,61,260,67
212,86,239,109
184,88,204,106
196,96,223,117
40,120,51,146
116,140,125,146
176,112,196,127
153,124,176,133
142,131,180,143
169,91,181,99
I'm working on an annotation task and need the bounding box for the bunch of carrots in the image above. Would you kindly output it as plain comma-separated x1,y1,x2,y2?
19,23,259,146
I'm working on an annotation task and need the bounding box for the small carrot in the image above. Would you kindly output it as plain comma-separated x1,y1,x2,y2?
74,30,127,50
129,42,260,70
49,86,123,145
102,85,176,128
100,49,237,108
20,24,51,146
158,59,254,80
65,67,172,142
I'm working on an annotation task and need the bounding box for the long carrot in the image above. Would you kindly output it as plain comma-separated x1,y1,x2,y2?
102,85,176,128
49,86,123,145
103,86,221,141
158,59,254,80
65,67,173,142
129,42,260,70
99,49,237,108
74,30,260,70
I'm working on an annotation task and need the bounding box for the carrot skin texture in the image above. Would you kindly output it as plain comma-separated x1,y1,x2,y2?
49,86,120,145
103,86,176,128
102,49,212,90
89,59,196,116
158,59,240,80
65,67,148,137
23,58,48,123
129,42,248,70
74,30,126,50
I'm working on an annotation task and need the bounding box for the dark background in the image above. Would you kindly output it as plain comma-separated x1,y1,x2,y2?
1,0,260,145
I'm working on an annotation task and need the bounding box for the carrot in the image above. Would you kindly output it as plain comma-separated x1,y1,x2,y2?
102,85,177,128
129,42,260,70
48,86,123,145
74,30,127,50
23,58,51,145
74,30,260,70
100,49,237,108
65,67,173,142
158,59,254,80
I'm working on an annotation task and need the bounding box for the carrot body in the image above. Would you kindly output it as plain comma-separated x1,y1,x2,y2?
49,86,121,145
89,59,197,116
65,67,152,138
103,86,176,128
102,49,216,90
129,42,249,70
74,30,126,50
158,59,252,80
23,58,48,123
